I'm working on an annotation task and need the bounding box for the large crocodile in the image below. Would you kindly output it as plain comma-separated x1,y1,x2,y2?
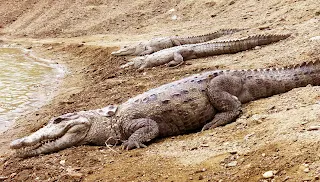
111,28,244,56
121,34,290,70
10,60,320,158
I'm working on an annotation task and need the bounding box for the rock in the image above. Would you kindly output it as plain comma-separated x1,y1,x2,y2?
9,173,17,178
303,168,310,173
198,175,204,180
310,36,320,41
200,143,209,147
0,176,8,180
168,8,175,13
60,160,66,166
261,153,266,157
262,171,274,178
307,125,320,131
229,1,235,5
229,151,237,155
227,161,237,167
315,176,319,180
194,168,207,173
171,15,178,20
66,167,83,177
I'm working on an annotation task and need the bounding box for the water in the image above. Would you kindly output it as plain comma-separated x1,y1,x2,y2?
0,47,64,133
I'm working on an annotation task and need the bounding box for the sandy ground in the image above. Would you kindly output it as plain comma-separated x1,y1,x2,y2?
0,0,320,181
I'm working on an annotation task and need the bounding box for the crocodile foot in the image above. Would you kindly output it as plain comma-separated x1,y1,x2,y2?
122,140,147,150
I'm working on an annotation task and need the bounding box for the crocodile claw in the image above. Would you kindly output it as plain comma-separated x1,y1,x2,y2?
120,62,134,69
122,140,147,150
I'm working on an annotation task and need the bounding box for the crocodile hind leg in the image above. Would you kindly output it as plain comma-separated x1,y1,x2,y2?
167,52,184,67
122,118,160,150
202,75,243,131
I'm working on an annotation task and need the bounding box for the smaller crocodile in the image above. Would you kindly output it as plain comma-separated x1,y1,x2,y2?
111,28,244,56
121,34,291,70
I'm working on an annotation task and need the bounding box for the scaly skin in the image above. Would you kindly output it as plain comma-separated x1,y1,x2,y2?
10,60,320,157
111,28,244,56
121,34,291,70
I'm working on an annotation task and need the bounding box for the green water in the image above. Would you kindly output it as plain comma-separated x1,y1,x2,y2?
0,47,64,132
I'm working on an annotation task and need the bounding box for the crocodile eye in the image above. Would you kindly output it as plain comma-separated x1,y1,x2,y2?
53,117,63,124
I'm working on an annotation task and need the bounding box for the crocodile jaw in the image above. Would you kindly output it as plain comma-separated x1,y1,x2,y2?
111,45,136,56
10,113,92,158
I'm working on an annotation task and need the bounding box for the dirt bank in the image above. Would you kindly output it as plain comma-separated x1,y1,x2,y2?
0,0,320,181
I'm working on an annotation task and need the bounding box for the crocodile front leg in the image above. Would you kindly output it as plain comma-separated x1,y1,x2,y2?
167,49,195,67
202,75,243,130
139,46,154,55
122,118,160,150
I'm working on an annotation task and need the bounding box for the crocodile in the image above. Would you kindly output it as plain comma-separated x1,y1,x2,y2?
121,34,291,70
111,28,244,56
10,60,320,158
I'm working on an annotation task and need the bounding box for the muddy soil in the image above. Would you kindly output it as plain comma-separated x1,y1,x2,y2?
0,0,320,181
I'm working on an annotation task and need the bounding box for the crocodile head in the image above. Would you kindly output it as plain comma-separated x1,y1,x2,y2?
111,42,147,56
10,105,118,158
111,45,137,56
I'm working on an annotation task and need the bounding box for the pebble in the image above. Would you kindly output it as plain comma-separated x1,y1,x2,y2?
200,144,209,147
229,151,237,155
262,171,274,178
198,175,204,180
168,8,175,13
59,160,66,166
0,176,8,180
171,15,178,20
307,125,320,131
262,153,266,157
227,161,238,167
310,36,320,41
303,168,310,173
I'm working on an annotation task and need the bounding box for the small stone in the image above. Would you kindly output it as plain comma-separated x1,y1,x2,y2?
189,176,193,180
227,161,237,167
262,153,266,157
200,144,209,147
303,168,310,173
229,1,235,5
168,8,175,13
142,72,147,76
198,175,204,180
68,171,83,177
310,36,320,41
60,160,66,166
0,176,8,180
190,147,198,150
171,15,178,20
263,171,274,178
315,176,319,180
307,125,320,131
229,151,237,155
10,173,17,178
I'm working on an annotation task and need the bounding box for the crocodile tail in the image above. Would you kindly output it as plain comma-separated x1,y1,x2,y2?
175,28,245,45
202,33,291,55
238,59,320,102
